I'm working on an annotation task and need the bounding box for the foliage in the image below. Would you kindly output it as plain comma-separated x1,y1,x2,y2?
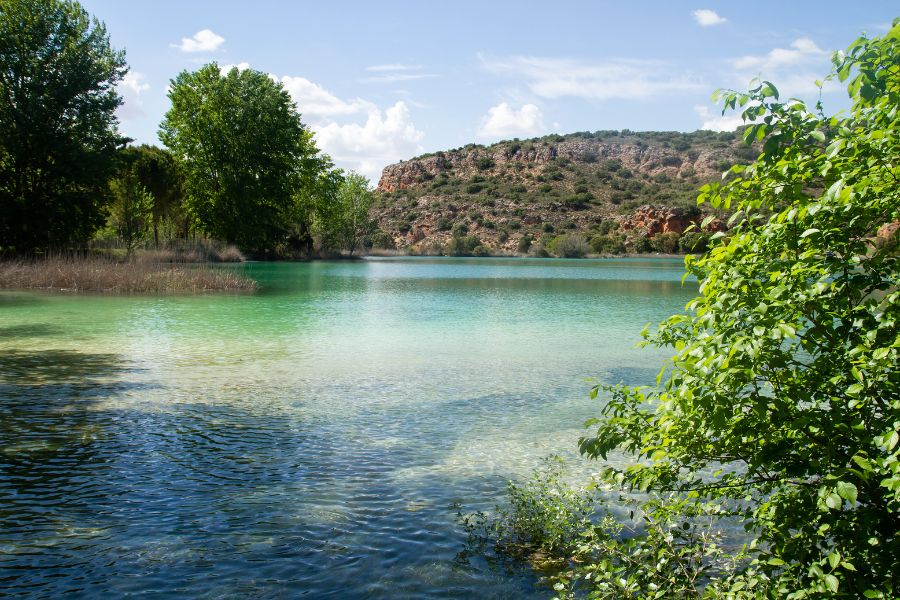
590,234,626,255
678,231,711,254
628,235,652,253
457,459,739,599
649,231,680,254
320,171,374,255
548,234,590,258
0,0,127,252
445,235,487,257
107,172,153,256
118,145,186,246
576,23,900,598
159,63,322,253
369,230,396,250
517,234,534,254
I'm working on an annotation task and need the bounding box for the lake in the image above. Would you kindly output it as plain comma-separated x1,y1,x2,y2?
0,256,696,598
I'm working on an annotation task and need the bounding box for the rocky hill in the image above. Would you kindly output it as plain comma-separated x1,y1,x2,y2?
370,129,757,256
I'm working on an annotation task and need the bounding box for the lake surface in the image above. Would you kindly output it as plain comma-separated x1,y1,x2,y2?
0,256,695,598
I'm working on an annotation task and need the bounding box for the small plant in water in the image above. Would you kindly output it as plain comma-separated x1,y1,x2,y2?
456,457,741,599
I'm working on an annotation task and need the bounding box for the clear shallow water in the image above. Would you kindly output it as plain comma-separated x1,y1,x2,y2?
0,256,695,598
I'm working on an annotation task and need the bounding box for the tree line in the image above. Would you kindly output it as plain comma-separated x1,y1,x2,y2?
0,0,375,258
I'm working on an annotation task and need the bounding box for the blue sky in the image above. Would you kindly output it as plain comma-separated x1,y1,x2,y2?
81,0,896,181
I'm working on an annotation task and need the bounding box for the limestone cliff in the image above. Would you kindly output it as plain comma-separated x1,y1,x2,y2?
371,130,754,254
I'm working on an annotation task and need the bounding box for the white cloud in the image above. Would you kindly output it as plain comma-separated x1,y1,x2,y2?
274,76,425,180
362,64,436,84
315,101,425,181
174,29,225,53
733,37,825,70
730,37,833,97
219,62,250,75
120,71,150,96
480,54,706,100
477,103,546,140
692,9,726,27
362,73,437,84
277,76,375,120
694,104,745,131
117,71,149,121
366,64,423,72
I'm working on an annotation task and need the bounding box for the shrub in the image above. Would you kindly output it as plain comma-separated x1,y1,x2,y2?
649,231,680,253
590,234,625,255
369,230,395,249
217,245,246,262
450,222,469,237
517,234,533,254
475,156,494,170
628,235,652,253
678,231,710,253
562,194,589,210
445,234,484,256
548,234,589,258
436,216,452,231
597,220,618,235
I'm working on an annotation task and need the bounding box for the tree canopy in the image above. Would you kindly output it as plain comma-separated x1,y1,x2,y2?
0,0,127,252
117,145,185,247
159,64,324,254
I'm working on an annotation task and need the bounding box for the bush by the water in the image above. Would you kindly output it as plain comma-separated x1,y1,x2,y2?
445,235,488,256
547,234,589,258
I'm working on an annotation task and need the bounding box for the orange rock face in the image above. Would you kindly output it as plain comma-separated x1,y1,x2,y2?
877,221,899,241
619,205,723,237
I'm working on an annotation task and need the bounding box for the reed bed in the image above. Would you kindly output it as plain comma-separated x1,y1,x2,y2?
0,254,257,294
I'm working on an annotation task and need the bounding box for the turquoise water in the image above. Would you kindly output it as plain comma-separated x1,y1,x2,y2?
0,257,695,598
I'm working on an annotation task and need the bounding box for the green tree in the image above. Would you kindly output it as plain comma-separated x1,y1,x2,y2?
0,0,127,252
575,23,900,598
294,160,343,256
159,64,320,253
107,171,152,257
334,172,374,256
119,145,185,247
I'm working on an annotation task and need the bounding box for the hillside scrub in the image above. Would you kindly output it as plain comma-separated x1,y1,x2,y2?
371,128,746,254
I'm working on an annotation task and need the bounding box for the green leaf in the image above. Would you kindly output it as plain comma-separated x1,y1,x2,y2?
836,481,858,506
824,574,839,593
825,493,842,510
852,455,873,472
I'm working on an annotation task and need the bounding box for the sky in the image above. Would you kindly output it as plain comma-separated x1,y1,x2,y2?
80,0,897,182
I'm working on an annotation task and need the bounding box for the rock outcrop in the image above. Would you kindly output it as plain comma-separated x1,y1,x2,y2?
371,130,750,254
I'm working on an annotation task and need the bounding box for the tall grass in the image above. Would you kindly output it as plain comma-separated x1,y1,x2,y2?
0,254,257,294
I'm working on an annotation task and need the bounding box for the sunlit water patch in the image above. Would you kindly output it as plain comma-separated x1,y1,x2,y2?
0,257,695,598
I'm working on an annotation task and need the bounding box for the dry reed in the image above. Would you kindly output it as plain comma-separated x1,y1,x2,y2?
0,254,257,294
